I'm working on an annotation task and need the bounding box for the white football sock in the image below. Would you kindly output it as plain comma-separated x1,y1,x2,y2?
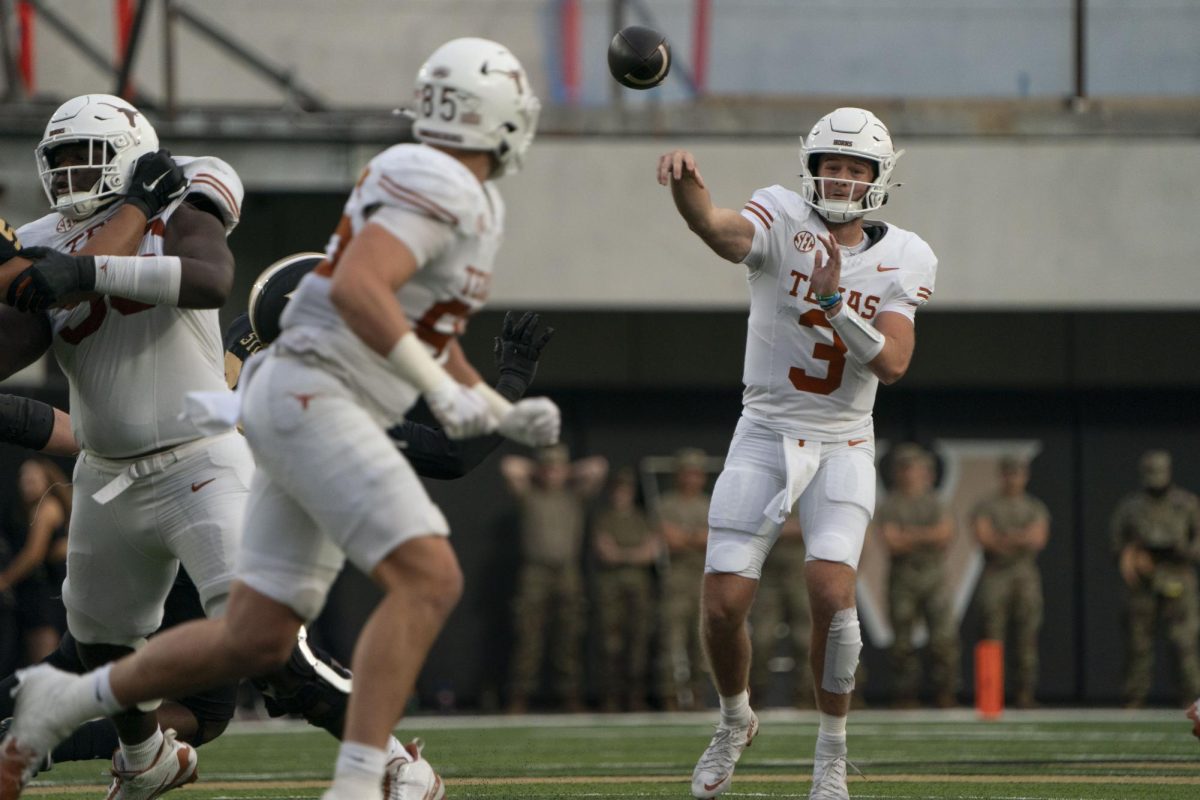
815,712,848,761
719,690,751,728
120,726,164,772
818,712,847,738
330,741,386,800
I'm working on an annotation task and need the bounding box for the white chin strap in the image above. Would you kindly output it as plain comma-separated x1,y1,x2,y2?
816,199,866,223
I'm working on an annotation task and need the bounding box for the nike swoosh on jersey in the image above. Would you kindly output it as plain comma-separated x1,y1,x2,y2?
848,438,868,446
191,478,216,492
876,264,900,272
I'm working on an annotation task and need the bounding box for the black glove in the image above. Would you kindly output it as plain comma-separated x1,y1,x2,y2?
494,310,554,387
123,149,187,218
0,216,23,263
5,246,96,312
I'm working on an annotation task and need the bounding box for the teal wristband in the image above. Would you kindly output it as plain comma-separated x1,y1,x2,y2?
816,292,842,310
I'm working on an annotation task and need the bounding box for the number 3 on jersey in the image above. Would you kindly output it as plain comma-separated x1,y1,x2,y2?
788,308,847,395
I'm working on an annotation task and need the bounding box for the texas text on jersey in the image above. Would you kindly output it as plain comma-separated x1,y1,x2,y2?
739,185,936,441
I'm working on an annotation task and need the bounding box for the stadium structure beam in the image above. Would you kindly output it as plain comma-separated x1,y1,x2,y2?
172,1,327,112
26,0,154,107
113,0,150,101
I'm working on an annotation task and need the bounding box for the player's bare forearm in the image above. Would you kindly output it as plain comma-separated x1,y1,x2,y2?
658,148,752,263
77,204,148,258
673,188,751,263
45,408,80,456
865,311,916,385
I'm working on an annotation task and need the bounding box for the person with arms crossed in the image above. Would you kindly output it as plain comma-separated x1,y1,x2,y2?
1,38,557,800
878,443,958,709
657,107,937,800
971,454,1050,709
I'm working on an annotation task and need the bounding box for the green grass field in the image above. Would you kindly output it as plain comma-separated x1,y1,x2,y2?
26,708,1200,799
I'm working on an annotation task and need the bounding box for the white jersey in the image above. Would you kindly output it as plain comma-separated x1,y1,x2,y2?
738,185,937,440
18,156,243,458
278,143,503,422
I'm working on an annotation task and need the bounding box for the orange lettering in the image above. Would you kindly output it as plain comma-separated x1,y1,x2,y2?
862,295,880,319
787,270,807,298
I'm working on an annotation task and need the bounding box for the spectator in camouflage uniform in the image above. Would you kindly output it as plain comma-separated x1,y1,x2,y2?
656,448,712,710
971,455,1050,708
1111,450,1200,707
593,467,661,711
501,445,609,713
878,443,959,708
749,514,814,708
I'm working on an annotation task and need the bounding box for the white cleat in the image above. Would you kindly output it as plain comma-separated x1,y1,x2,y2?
0,736,40,800
808,751,850,800
383,739,445,800
1,665,91,799
690,712,759,799
106,728,198,800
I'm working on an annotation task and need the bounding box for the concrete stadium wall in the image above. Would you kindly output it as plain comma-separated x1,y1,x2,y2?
1,135,1197,311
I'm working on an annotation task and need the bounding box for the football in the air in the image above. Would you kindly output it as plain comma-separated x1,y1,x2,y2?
607,26,671,90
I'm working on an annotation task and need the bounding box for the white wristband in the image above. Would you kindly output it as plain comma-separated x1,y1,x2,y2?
827,304,886,364
471,382,514,420
386,332,452,395
92,255,182,306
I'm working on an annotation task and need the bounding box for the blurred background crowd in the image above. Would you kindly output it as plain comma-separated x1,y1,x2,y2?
6,438,1196,714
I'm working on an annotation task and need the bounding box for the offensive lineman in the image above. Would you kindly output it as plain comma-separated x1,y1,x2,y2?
657,107,937,800
2,38,557,800
0,93,253,799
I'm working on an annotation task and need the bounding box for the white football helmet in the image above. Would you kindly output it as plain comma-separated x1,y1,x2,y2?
35,94,159,220
411,38,540,177
799,107,903,223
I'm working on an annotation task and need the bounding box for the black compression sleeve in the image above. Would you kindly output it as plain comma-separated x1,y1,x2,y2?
0,394,55,450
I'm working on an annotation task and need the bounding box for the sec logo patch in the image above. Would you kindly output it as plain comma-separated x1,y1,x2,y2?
794,231,816,252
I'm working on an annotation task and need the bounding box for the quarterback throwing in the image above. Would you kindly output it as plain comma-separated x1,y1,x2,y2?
658,107,937,800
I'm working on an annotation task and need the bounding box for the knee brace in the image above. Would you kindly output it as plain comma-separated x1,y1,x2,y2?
821,607,863,695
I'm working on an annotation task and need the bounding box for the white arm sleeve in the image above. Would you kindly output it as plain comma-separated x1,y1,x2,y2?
367,205,455,267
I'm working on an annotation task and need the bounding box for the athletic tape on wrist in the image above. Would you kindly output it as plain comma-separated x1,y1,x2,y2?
826,304,885,364
386,332,453,395
92,255,182,306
